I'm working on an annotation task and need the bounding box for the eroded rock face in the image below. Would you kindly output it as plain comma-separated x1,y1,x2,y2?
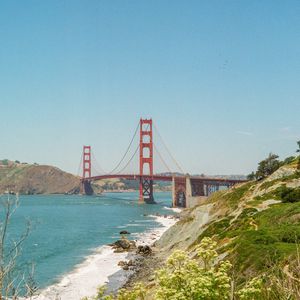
267,166,296,181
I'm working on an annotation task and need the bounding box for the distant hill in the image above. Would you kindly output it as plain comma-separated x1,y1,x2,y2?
157,172,247,181
0,160,84,195
94,178,171,192
204,174,247,180
96,173,247,192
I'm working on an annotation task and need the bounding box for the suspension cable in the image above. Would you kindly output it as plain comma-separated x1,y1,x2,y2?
115,143,139,175
108,121,140,174
153,124,185,174
114,123,149,175
91,151,107,174
77,151,83,177
153,143,172,173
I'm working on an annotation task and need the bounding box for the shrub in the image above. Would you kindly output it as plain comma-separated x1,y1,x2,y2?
155,237,232,300
277,186,300,203
237,276,264,300
281,156,296,165
82,283,146,300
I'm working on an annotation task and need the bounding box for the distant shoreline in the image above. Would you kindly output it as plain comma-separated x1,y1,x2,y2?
102,190,171,193
1,190,171,196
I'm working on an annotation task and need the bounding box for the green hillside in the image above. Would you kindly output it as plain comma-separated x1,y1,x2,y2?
113,157,300,299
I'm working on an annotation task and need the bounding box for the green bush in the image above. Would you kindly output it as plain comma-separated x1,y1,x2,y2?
251,230,278,245
276,186,300,203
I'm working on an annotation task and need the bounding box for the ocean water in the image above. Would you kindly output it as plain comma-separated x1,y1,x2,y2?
6,192,174,291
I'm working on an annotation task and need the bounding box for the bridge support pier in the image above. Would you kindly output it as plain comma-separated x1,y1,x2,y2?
139,178,155,204
80,180,94,195
172,176,187,207
139,118,155,204
172,176,241,208
173,176,207,208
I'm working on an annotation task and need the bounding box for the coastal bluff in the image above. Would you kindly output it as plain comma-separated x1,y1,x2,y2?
122,158,300,298
0,160,83,195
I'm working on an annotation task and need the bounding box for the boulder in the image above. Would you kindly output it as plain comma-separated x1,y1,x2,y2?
118,259,135,271
111,237,136,252
118,261,126,267
136,245,152,256
120,230,130,235
127,259,133,266
114,239,131,249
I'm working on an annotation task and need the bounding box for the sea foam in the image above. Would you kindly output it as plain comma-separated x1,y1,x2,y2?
31,215,177,300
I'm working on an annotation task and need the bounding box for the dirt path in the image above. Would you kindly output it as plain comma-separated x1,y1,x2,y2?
249,218,258,231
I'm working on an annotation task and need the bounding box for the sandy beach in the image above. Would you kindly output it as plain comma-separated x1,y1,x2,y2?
31,214,178,300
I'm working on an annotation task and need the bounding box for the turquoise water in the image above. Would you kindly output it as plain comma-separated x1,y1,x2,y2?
7,192,173,291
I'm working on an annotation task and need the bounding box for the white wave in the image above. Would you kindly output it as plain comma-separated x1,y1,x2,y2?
30,216,177,300
163,206,183,213
31,245,128,300
134,215,177,246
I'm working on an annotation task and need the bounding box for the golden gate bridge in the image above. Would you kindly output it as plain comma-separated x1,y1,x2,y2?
79,118,245,207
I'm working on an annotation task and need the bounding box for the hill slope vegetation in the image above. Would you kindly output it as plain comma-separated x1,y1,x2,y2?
119,157,300,299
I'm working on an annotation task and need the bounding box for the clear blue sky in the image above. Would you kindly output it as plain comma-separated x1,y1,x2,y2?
1,0,300,175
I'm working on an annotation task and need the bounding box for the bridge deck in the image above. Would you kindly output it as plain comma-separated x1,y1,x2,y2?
83,174,245,185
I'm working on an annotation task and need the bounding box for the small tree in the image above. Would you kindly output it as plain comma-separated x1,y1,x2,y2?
247,172,256,181
256,153,280,179
0,194,34,299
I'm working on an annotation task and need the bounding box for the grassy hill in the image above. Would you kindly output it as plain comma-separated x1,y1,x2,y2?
127,157,300,298
0,160,82,194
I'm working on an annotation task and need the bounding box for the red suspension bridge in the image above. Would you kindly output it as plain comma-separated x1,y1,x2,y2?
79,118,245,207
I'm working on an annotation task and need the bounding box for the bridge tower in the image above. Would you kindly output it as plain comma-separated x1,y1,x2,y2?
81,145,93,195
83,145,91,178
139,118,155,203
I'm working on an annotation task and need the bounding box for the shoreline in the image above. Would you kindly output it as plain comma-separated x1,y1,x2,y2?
102,190,172,194
31,213,178,300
